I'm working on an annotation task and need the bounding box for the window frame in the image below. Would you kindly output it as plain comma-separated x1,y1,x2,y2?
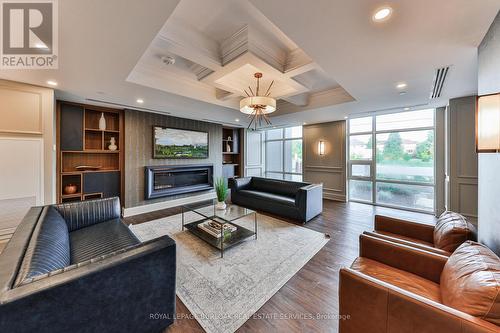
347,109,436,214
264,127,303,181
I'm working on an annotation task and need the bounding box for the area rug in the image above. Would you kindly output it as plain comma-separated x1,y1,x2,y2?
130,209,329,333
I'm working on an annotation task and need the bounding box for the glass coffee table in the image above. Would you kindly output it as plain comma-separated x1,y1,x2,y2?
181,199,257,258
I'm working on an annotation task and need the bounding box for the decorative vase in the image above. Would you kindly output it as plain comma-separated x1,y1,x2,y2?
108,137,117,151
226,142,231,152
215,201,226,210
99,113,106,130
64,184,78,195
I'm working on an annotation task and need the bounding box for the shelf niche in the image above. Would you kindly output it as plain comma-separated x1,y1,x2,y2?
221,127,242,180
84,109,119,131
61,151,119,173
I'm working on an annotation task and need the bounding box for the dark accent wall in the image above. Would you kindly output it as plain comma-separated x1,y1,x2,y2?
478,11,500,255
124,110,222,208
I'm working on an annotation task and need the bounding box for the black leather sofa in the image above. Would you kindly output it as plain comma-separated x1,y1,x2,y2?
0,197,176,333
229,177,323,222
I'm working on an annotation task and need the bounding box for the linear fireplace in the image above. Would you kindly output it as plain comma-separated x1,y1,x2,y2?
145,164,213,199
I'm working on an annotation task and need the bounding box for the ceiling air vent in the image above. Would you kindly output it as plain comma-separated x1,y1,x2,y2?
430,66,450,99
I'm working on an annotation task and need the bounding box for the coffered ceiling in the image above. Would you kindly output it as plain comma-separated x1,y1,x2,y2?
127,0,354,117
0,0,499,127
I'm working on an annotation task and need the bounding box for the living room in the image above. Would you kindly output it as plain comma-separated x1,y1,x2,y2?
1,1,500,332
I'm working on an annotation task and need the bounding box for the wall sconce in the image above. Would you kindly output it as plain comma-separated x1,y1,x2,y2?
318,140,325,155
476,93,500,153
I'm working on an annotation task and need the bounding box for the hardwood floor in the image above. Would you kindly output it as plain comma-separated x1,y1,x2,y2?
123,200,436,333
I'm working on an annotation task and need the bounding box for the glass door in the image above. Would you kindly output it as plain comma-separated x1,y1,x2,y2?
347,109,436,213
348,117,374,202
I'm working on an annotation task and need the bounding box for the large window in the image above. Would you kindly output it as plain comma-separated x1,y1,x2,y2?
348,109,435,213
265,126,303,181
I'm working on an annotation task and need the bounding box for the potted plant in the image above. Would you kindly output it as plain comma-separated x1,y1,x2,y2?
215,177,228,210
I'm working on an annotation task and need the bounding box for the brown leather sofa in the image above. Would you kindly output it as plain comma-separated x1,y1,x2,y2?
339,234,500,333
364,211,476,256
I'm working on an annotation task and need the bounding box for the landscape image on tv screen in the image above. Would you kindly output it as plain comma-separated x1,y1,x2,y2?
153,126,209,158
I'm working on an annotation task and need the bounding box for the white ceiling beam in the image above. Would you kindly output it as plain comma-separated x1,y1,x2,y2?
275,87,355,115
158,18,222,72
284,48,314,74
282,93,309,106
283,62,318,79
215,88,236,101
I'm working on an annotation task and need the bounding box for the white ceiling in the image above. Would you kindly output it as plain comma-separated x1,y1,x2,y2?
1,0,499,128
127,0,353,116
250,0,500,125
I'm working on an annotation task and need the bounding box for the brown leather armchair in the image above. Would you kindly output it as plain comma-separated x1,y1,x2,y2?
339,234,500,333
365,211,476,256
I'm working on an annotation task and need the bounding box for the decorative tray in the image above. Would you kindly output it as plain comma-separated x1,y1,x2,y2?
75,165,102,171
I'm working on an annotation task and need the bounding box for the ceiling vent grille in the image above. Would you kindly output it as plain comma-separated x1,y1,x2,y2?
430,66,450,99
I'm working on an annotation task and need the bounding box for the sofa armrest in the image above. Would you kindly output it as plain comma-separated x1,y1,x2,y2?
374,214,435,244
339,268,500,333
229,177,251,192
296,184,323,222
359,234,448,283
0,236,176,333
0,207,43,293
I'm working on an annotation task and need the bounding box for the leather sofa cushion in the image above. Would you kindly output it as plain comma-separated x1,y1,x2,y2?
441,241,500,325
237,190,296,207
15,207,70,286
69,219,140,263
55,197,121,232
433,211,476,252
250,177,306,198
351,257,442,303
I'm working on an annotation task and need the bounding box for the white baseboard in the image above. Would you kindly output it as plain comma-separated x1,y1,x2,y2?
324,193,346,202
123,192,217,217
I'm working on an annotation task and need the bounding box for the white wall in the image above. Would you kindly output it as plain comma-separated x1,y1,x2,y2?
0,138,43,202
0,80,55,233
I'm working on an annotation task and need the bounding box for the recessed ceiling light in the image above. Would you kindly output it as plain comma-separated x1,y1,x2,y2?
235,118,240,122
373,7,392,22
404,107,410,111
396,82,407,89
46,80,58,86
136,99,144,104
344,116,348,119
303,122,307,125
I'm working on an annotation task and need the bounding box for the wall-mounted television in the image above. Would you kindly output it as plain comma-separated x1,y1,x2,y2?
153,126,209,159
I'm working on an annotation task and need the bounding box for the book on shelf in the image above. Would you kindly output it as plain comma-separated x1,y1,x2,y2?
206,221,237,233
197,223,221,238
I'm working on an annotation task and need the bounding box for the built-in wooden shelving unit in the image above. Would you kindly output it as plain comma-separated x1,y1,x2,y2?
222,127,243,180
56,101,124,203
